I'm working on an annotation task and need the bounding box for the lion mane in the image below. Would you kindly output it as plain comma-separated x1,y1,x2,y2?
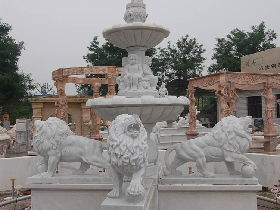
211,115,252,154
33,117,74,153
108,114,148,170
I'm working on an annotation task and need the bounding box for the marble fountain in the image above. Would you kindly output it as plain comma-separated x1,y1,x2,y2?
86,0,189,174
26,1,261,210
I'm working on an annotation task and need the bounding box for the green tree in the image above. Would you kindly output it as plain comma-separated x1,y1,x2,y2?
79,35,205,97
0,20,35,124
78,36,156,95
155,35,206,96
208,22,277,73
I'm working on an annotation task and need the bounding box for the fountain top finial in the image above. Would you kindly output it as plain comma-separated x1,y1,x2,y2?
124,0,148,23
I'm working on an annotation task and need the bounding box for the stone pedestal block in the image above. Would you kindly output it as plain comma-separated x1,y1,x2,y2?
159,176,261,210
27,175,156,210
15,119,32,153
3,121,10,131
14,142,28,153
27,175,113,210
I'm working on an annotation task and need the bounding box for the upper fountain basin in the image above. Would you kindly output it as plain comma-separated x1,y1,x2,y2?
103,23,170,50
86,95,189,124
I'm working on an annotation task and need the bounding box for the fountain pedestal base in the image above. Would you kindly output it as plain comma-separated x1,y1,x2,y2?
158,176,261,210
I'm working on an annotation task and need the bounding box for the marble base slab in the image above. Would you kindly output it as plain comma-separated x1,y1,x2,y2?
27,174,112,185
158,183,261,210
27,174,113,210
160,174,259,185
102,179,154,210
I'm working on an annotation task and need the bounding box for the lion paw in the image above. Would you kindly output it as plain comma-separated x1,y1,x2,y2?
203,172,215,178
172,170,183,176
126,181,142,197
40,172,53,178
229,170,241,175
107,189,120,198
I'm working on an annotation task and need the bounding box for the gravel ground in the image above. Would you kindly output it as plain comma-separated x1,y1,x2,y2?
0,193,30,210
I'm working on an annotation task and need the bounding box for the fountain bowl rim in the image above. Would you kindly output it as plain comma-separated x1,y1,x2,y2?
103,22,170,38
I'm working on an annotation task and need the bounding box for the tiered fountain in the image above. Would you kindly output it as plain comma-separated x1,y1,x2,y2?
86,0,189,173
26,1,261,210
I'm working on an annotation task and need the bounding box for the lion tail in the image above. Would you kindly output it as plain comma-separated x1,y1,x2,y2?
163,143,178,176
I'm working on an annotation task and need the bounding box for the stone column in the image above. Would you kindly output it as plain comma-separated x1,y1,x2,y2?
81,103,91,138
262,85,278,153
228,88,239,116
106,72,117,98
31,103,44,121
186,87,198,139
91,83,103,141
54,80,68,123
215,86,229,120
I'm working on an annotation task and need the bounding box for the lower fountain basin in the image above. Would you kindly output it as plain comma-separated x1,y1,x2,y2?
86,95,189,124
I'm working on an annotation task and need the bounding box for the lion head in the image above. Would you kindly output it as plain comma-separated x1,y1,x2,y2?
211,115,252,154
33,117,74,153
108,114,148,169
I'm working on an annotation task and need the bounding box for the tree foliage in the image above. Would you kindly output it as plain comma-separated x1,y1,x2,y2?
208,22,277,73
154,35,206,96
35,82,56,96
0,20,35,123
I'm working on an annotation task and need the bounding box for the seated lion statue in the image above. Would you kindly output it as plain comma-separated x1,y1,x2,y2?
164,115,256,178
33,117,110,177
107,114,148,198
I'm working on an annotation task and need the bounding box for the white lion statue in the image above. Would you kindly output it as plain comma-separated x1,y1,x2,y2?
33,117,110,177
107,114,148,198
164,115,256,178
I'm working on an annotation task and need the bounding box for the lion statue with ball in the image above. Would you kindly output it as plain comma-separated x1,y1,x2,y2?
164,115,256,178
107,114,148,198
33,117,110,177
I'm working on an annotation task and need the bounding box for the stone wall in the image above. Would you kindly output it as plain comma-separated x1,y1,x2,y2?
236,89,280,126
0,156,42,191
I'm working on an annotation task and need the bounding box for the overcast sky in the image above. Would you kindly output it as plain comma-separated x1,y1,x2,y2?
0,0,279,95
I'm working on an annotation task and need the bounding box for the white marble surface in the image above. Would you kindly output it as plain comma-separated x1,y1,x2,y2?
158,184,261,210
27,173,113,210
56,151,280,189
30,185,110,210
86,95,189,123
103,23,170,50
102,179,154,210
33,117,110,177
160,174,259,185
28,175,158,210
27,174,112,185
107,114,148,198
0,156,42,191
164,116,255,178
242,153,280,188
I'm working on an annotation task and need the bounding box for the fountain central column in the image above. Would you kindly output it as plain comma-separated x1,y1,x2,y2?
127,47,146,63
